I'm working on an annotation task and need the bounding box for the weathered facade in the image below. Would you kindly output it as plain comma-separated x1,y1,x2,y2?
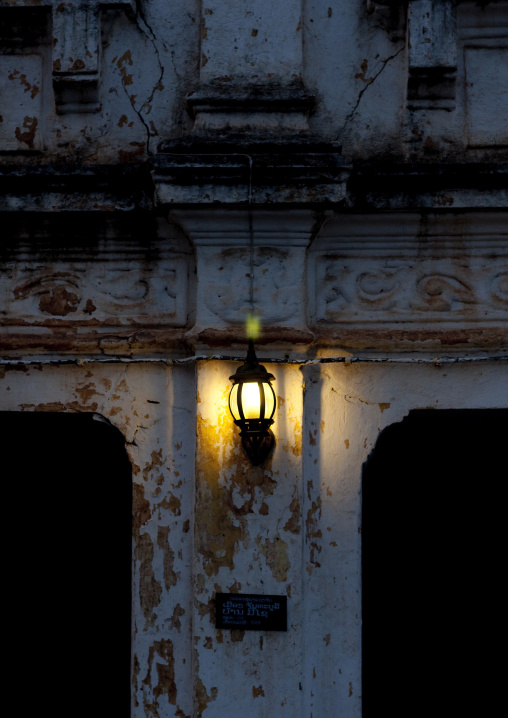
1,1,507,716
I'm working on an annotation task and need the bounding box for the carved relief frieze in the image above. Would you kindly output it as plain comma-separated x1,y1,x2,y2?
3,257,188,327
309,213,508,338
0,216,192,354
199,246,302,326
314,257,507,324
170,208,316,343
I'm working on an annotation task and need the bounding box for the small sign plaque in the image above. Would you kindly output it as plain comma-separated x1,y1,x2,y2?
215,592,287,631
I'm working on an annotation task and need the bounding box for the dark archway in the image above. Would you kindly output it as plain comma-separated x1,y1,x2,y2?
362,409,507,716
1,411,132,717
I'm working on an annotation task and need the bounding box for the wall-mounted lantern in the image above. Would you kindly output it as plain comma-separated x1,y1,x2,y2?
228,340,276,465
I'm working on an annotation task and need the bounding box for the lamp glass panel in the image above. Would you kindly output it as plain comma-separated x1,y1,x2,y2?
263,383,275,419
229,383,241,421
229,381,276,421
241,381,263,419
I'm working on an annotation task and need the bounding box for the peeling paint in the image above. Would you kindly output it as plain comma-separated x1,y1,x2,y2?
256,534,290,582
169,603,185,632
284,490,301,534
14,116,38,148
157,525,179,590
195,676,217,716
143,639,177,712
1,1,506,715
135,532,162,626
195,403,279,576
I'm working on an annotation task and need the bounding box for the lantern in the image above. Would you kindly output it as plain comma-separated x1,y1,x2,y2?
229,340,276,465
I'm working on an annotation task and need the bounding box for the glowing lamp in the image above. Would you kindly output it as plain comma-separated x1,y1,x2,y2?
229,340,276,465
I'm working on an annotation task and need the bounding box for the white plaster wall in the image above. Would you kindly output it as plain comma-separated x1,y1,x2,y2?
193,360,304,716
3,1,507,162
0,361,196,717
303,0,407,154
300,358,508,716
0,0,200,160
1,356,507,716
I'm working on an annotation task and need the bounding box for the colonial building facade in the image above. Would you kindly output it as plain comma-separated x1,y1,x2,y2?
1,1,507,716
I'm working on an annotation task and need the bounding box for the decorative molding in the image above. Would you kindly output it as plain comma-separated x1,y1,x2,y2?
169,208,316,343
170,208,317,248
186,79,315,134
154,136,349,205
0,214,192,355
309,213,508,334
348,162,508,210
0,164,153,212
2,257,189,326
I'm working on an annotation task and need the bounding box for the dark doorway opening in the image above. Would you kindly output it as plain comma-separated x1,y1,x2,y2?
1,411,132,717
362,409,507,716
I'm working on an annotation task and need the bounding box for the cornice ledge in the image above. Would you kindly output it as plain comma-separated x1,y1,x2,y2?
0,163,153,212
347,161,508,210
186,78,316,116
152,133,350,206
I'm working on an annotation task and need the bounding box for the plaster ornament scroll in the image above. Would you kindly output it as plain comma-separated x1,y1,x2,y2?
12,271,82,316
4,257,188,326
313,257,508,325
202,247,301,325
491,273,508,307
98,264,184,318
410,274,476,313
356,271,401,310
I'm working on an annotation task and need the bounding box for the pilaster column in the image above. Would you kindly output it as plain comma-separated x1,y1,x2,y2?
407,0,457,110
188,0,312,133
169,208,317,347
52,0,135,113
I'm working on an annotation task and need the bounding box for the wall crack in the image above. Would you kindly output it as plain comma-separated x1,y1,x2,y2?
124,1,166,154
337,46,404,141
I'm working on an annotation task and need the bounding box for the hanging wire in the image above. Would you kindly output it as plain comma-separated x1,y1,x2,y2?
243,152,261,342
1,355,507,366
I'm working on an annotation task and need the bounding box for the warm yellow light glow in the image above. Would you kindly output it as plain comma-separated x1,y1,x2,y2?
241,382,262,419
229,380,276,421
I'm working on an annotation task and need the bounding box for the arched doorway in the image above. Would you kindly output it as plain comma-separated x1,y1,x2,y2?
362,409,507,716
2,411,132,716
